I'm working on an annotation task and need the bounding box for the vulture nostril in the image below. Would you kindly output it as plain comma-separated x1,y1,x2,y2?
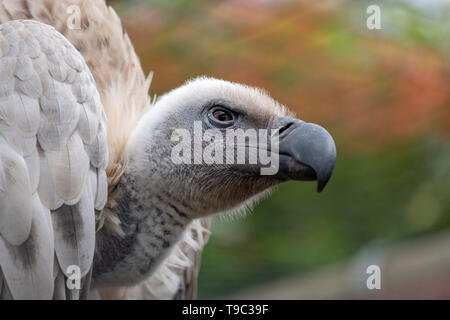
277,122,294,137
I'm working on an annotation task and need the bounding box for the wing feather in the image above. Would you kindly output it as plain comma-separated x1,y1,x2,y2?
0,193,54,299
46,133,89,201
0,123,36,156
0,135,32,245
15,93,40,137
51,186,95,278
15,71,42,98
0,55,15,84
78,98,99,145
15,55,34,81
0,278,13,299
95,168,107,211
86,121,108,169
38,83,80,151
52,266,66,300
24,149,39,193
38,148,64,210
0,20,108,300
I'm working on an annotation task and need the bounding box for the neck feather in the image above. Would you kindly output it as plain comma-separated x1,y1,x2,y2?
92,159,192,287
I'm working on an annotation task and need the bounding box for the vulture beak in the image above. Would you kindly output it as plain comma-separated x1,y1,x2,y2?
275,118,336,192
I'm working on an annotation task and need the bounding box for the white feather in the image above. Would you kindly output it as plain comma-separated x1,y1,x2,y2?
0,82,16,124
0,193,54,299
15,71,42,98
0,78,13,99
39,68,57,99
0,55,15,83
87,166,97,198
52,186,96,278
24,148,39,193
78,99,99,144
23,32,40,59
86,121,108,169
0,31,8,57
14,55,34,81
46,50,68,82
0,135,32,245
46,133,89,201
72,69,94,103
95,168,107,211
0,122,36,156
37,148,63,210
52,267,66,300
64,48,83,72
15,93,40,137
37,85,80,151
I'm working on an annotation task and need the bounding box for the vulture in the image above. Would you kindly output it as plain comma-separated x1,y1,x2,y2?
0,0,336,300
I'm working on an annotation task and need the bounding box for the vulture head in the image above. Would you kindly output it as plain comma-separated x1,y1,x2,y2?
93,76,336,287
126,77,336,219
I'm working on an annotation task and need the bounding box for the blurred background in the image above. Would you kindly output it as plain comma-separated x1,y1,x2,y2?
109,0,450,299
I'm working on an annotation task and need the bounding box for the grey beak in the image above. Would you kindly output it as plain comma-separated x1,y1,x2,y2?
276,119,336,192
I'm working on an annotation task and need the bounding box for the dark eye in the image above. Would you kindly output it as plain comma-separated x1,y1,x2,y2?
213,110,232,122
207,106,236,127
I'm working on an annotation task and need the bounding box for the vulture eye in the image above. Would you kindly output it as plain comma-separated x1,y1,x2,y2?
213,110,232,122
207,106,236,127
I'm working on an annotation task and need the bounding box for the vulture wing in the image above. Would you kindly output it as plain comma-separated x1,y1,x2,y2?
0,0,211,299
0,19,107,299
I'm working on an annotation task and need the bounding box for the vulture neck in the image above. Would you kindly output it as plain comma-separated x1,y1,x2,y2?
92,157,194,287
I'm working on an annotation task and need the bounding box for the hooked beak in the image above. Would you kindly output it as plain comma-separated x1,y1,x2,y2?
275,118,336,192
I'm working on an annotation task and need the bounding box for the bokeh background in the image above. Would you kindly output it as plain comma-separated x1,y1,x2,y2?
110,0,450,299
